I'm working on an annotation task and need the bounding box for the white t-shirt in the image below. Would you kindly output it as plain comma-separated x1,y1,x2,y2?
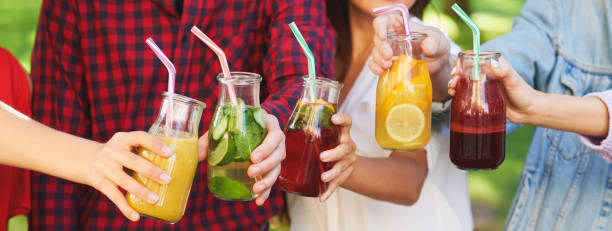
286,20,473,231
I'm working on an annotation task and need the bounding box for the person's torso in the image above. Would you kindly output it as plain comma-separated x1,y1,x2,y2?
493,0,612,230
55,1,281,229
0,47,31,231
288,61,473,231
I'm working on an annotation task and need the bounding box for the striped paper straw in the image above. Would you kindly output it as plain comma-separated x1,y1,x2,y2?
288,22,317,102
145,38,175,131
190,26,238,105
451,3,481,80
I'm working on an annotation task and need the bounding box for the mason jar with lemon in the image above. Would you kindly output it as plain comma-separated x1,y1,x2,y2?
375,32,432,150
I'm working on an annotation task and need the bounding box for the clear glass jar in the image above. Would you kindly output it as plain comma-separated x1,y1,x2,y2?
375,32,432,150
450,51,506,170
126,92,205,223
207,72,267,201
279,76,343,197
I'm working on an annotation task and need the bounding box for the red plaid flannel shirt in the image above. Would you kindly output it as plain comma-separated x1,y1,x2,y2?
30,0,334,230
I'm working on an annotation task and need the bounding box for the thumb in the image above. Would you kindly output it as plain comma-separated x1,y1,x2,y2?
488,57,524,89
198,132,209,162
113,131,173,157
373,14,403,41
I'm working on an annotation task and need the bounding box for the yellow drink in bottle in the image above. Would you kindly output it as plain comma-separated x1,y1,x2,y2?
125,92,205,223
375,47,432,150
127,136,198,223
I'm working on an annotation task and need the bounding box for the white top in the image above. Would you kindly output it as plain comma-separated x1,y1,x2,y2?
287,20,472,231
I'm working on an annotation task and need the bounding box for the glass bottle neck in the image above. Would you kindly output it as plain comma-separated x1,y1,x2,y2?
151,93,205,138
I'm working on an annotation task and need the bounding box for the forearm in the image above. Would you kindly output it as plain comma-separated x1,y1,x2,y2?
341,151,428,205
0,103,100,185
525,93,609,137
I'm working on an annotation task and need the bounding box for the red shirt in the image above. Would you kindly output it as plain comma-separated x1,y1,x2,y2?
0,47,31,231
30,0,334,230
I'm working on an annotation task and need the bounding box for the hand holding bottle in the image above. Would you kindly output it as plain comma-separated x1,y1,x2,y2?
85,131,174,221
369,14,452,102
199,111,286,206
447,57,540,124
318,113,357,202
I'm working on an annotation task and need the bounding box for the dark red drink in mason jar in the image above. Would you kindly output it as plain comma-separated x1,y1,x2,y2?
450,51,506,170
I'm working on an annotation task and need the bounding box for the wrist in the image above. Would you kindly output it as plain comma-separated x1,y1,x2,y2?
521,90,548,125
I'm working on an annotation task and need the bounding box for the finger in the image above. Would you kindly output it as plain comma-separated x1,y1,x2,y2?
331,113,352,128
253,165,280,197
101,165,159,205
421,32,450,59
250,115,284,163
110,149,171,184
368,60,386,76
320,142,354,162
487,57,512,80
370,48,391,73
373,15,392,41
248,141,285,178
379,42,394,65
255,187,272,206
448,88,456,96
319,181,338,202
113,131,173,157
321,158,352,182
198,131,209,162
96,181,140,221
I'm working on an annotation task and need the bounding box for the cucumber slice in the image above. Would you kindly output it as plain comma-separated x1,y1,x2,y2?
212,116,228,141
208,134,231,166
253,108,266,129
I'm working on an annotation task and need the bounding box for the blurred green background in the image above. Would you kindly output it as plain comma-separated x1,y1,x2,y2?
0,0,530,230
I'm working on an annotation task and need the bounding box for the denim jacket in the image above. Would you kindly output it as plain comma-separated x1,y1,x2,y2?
482,0,612,230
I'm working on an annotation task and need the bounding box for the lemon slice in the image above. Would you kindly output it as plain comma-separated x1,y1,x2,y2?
385,104,425,143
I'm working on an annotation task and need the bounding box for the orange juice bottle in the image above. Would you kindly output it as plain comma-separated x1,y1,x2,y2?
126,92,205,223
375,32,432,150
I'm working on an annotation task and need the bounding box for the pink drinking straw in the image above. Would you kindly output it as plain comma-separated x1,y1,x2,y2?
190,26,238,105
145,37,175,132
373,4,411,35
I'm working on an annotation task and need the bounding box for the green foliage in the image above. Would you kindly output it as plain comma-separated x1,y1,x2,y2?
0,0,41,72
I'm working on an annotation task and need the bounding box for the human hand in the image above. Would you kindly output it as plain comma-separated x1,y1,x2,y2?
199,112,287,206
319,113,357,202
447,57,542,123
369,14,452,101
87,131,173,221
247,113,286,205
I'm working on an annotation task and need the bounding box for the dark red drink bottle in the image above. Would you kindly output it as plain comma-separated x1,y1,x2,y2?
450,51,506,170
279,76,343,197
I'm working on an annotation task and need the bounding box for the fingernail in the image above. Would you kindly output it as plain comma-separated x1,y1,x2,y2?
322,172,330,181
251,166,262,176
162,145,173,155
251,152,261,162
491,59,499,69
131,212,140,221
450,67,457,75
320,152,330,161
160,172,172,184
148,193,159,203
256,183,266,192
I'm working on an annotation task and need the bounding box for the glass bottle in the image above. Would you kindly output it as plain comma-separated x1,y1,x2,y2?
375,32,432,150
450,51,506,170
207,72,267,201
279,76,343,197
126,92,205,223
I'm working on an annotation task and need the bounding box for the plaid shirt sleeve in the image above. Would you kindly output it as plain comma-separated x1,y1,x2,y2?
260,0,335,127
30,0,90,230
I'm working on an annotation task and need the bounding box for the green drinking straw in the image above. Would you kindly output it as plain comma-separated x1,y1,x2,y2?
451,3,481,80
288,22,317,102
